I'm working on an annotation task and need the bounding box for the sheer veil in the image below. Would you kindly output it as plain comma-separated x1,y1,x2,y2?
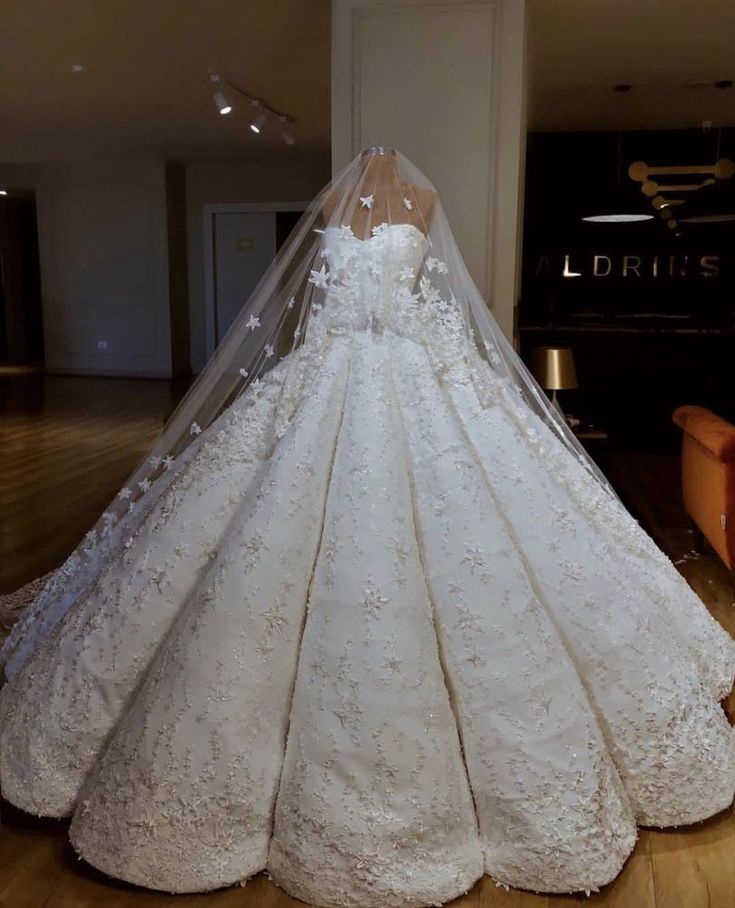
1,146,617,677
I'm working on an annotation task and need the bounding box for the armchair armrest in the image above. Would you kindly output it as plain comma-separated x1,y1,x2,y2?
673,406,735,463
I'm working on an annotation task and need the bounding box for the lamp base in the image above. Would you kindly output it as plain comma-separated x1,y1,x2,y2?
550,389,565,419
550,390,580,428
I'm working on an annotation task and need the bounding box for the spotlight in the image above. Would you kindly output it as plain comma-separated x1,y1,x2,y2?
209,73,232,115
250,105,266,133
214,90,232,115
279,115,295,145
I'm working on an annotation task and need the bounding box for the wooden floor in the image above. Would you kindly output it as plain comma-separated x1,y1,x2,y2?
1,372,735,908
0,370,182,592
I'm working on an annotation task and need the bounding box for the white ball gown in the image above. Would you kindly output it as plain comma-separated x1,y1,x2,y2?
1,151,734,908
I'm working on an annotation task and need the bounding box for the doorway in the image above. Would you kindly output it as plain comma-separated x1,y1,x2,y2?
203,202,306,359
0,196,43,368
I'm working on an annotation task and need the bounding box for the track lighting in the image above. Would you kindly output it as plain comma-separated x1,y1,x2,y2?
214,90,232,116
279,115,296,146
250,105,267,134
208,72,295,139
210,73,232,115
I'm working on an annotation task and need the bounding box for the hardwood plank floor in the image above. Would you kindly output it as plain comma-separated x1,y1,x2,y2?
1,373,734,908
0,371,182,592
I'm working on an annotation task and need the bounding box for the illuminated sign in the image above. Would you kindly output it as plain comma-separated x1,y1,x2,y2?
534,253,720,279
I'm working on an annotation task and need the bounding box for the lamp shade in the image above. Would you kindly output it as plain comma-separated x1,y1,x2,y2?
531,346,578,391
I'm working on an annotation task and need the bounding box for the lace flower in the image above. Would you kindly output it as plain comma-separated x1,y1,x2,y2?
309,265,330,290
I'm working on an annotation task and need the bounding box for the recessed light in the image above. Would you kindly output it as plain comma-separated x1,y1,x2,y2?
0,189,7,196
582,213,654,223
71,63,85,73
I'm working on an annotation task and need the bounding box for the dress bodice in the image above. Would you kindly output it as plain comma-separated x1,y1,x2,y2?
325,222,429,284
319,223,429,332
307,221,475,384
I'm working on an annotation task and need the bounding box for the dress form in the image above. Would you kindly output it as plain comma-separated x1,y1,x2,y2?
321,147,436,237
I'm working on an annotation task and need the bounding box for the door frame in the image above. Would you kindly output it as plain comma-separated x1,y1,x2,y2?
203,201,309,359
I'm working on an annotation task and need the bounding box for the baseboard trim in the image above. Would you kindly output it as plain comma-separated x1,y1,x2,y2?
43,366,172,380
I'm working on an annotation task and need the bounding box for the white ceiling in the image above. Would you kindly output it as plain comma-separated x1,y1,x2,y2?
0,0,330,162
530,0,735,131
2,0,735,164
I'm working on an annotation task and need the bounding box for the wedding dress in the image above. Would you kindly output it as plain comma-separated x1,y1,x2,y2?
1,148,734,908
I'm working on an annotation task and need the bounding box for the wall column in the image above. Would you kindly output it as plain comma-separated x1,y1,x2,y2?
331,0,527,339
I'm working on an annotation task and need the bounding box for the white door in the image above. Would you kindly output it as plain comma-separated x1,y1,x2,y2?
213,211,276,345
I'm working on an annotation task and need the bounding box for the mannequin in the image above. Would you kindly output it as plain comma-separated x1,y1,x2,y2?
321,146,436,236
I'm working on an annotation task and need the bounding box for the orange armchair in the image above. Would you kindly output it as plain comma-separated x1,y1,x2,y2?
673,405,735,569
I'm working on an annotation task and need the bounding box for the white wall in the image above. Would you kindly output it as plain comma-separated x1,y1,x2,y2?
186,152,330,372
35,161,172,377
332,0,527,340
2,154,331,377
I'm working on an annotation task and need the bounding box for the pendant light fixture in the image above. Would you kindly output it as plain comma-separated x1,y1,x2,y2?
582,213,653,223
629,155,735,229
581,131,655,224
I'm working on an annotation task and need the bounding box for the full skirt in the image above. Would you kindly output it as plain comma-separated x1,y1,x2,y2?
1,329,734,907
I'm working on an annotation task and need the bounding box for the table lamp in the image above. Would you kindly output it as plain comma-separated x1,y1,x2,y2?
530,346,578,422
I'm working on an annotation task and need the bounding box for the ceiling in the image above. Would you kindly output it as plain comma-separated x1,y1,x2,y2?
530,0,735,131
2,0,735,164
0,0,330,162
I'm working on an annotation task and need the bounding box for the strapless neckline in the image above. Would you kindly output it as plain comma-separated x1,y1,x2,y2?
324,222,428,245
